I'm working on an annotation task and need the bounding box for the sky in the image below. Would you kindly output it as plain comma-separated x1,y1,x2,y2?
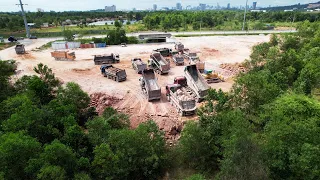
0,0,316,12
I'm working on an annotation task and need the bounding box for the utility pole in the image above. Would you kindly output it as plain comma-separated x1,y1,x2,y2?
17,0,30,38
242,0,248,31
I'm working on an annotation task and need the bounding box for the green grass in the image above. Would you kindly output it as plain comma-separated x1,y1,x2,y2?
0,42,16,51
0,21,299,39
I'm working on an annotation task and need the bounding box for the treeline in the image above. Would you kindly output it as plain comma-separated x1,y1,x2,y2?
177,21,320,179
0,11,146,31
1,10,319,32
143,11,320,30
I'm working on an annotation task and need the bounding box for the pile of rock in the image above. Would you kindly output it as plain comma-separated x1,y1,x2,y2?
220,63,247,75
89,92,120,114
174,89,193,101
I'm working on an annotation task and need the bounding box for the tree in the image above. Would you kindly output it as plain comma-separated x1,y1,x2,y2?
114,20,122,28
37,165,67,180
261,93,320,179
92,121,167,179
0,60,16,101
63,30,75,41
178,121,220,172
28,140,78,179
0,132,41,180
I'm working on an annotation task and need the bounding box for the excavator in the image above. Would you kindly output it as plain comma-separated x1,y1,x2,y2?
202,70,224,83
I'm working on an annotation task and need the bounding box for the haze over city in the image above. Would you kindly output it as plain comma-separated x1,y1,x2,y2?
0,0,315,11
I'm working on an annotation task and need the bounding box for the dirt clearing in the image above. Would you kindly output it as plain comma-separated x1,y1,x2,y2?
0,35,269,138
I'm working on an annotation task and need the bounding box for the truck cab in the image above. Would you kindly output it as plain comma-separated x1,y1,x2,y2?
174,76,187,87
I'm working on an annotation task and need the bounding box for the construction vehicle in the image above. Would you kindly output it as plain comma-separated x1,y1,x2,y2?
51,51,76,61
193,59,205,73
100,64,127,82
174,42,184,52
172,54,184,66
202,70,224,83
15,44,25,54
184,65,210,102
184,49,199,62
131,58,147,74
166,83,197,116
93,53,119,65
8,36,17,42
139,69,161,101
154,48,172,57
148,52,170,75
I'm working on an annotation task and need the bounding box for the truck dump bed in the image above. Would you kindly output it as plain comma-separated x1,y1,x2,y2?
15,44,25,54
185,65,210,99
150,52,170,73
142,69,161,100
51,51,76,61
94,54,119,65
132,58,147,73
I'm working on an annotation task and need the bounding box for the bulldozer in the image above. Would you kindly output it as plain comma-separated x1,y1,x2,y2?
202,70,224,83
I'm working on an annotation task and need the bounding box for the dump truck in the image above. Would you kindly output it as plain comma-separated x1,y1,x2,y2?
131,58,147,74
94,53,120,65
192,59,205,73
172,54,185,66
166,83,197,116
184,49,199,62
202,69,224,83
184,65,210,102
154,48,172,57
100,64,127,82
174,42,184,52
51,51,76,61
148,52,170,75
15,44,25,54
139,69,161,101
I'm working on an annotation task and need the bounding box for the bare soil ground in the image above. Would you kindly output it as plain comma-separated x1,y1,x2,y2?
0,35,269,140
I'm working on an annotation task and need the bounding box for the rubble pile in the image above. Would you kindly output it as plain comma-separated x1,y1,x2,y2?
89,92,121,114
220,63,247,76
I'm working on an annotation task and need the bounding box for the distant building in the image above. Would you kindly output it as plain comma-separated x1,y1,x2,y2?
105,5,116,12
253,2,257,10
307,2,320,9
153,4,157,11
176,3,181,10
227,3,230,9
133,8,136,12
199,3,206,10
176,3,182,10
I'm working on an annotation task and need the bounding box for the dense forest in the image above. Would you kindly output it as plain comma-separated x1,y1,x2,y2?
0,21,320,179
0,11,319,32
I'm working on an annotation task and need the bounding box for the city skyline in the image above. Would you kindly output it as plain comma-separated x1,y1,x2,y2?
0,0,316,12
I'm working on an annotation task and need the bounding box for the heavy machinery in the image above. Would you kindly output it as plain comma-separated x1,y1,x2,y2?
148,52,170,75
15,44,25,54
202,70,224,83
100,64,127,82
51,51,76,61
172,54,184,66
193,59,205,73
131,58,147,74
139,69,161,101
184,50,199,62
184,65,210,102
154,48,172,57
8,36,17,42
166,83,197,116
174,42,184,52
94,53,120,65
